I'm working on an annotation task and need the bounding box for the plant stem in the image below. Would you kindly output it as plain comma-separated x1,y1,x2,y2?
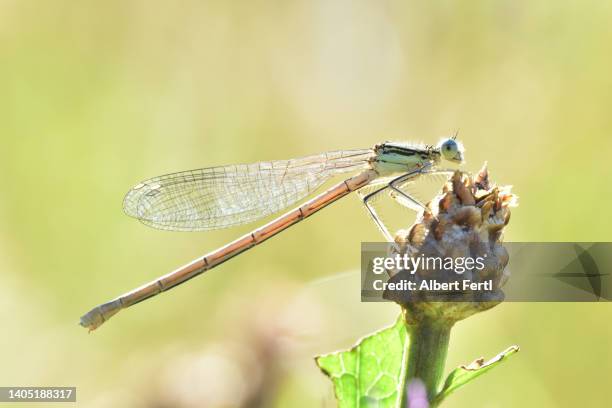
403,318,453,406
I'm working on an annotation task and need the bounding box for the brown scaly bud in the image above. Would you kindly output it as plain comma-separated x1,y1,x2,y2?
383,163,518,325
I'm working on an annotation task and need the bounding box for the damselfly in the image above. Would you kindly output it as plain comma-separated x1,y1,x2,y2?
80,137,464,330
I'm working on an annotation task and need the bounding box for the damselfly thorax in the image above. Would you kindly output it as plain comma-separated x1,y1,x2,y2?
80,137,464,330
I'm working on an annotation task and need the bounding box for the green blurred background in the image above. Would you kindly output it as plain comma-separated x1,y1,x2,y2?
1,1,611,407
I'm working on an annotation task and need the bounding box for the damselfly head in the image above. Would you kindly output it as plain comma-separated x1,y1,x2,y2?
438,137,465,164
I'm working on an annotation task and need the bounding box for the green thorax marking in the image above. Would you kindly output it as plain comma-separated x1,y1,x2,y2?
372,142,440,176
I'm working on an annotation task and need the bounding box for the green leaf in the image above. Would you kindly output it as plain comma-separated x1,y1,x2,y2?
433,345,519,406
316,316,409,408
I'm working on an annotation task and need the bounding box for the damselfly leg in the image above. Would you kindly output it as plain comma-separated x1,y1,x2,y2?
359,168,456,241
359,184,394,241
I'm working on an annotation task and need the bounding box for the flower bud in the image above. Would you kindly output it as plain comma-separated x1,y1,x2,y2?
383,164,518,325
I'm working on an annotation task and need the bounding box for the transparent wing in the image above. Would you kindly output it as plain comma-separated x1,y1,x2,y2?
123,149,374,231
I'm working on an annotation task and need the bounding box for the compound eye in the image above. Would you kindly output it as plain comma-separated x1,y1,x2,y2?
443,140,457,152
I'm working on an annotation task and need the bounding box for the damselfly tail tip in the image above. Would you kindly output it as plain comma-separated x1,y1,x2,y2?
79,309,104,332
79,300,122,332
